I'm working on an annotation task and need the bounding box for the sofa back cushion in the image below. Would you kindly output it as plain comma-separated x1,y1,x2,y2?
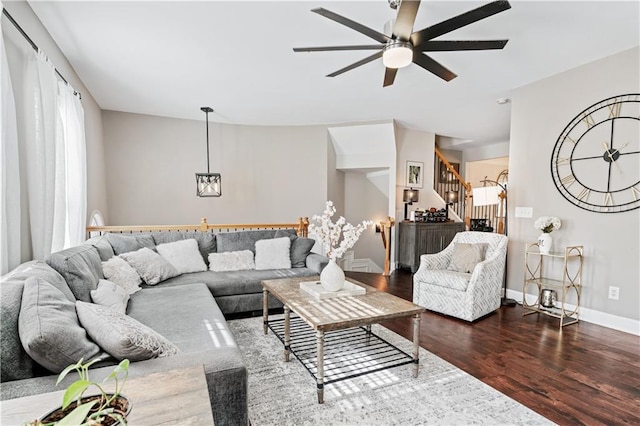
106,233,155,255
46,244,103,302
19,277,102,373
217,229,295,254
84,236,115,261
0,260,71,382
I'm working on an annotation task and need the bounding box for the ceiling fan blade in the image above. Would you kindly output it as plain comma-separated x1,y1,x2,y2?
393,0,421,41
411,0,511,47
412,52,457,81
383,68,398,87
293,45,382,52
419,40,508,51
327,51,383,77
312,8,390,44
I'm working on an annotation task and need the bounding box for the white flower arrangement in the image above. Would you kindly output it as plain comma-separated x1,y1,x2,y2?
309,201,374,262
534,216,562,233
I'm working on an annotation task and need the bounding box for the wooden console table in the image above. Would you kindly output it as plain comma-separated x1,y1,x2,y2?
1,365,215,425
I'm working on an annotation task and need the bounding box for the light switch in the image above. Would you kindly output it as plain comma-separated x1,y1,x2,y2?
515,207,533,218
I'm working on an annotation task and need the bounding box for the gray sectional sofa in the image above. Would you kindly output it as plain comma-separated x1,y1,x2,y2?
0,228,328,426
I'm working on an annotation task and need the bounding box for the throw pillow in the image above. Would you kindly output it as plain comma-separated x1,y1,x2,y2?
274,230,315,268
156,238,207,274
447,243,488,274
91,279,130,314
76,301,180,361
208,250,255,272
102,256,142,295
119,248,179,285
18,277,102,373
254,237,291,270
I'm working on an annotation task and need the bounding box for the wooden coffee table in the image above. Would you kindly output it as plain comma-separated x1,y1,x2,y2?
262,276,425,404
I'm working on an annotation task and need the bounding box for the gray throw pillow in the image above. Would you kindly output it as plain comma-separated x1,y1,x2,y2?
447,243,489,273
106,233,155,255
290,237,316,268
76,301,181,361
274,230,315,268
119,248,179,285
91,279,130,314
18,277,102,373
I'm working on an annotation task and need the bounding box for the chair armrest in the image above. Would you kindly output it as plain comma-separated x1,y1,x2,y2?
467,250,507,294
305,253,329,274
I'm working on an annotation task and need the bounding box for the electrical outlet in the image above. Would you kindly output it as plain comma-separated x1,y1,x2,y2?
608,286,620,300
515,207,533,218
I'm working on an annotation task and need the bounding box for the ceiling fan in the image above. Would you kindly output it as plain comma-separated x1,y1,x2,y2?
293,0,511,87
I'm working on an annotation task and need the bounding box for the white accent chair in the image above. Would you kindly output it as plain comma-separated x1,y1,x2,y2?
413,231,508,322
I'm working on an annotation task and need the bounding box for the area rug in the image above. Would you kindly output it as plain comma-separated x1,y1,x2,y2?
228,317,553,426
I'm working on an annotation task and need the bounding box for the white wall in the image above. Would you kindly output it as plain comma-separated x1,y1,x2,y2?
466,157,509,189
102,110,330,225
508,47,640,328
2,1,107,264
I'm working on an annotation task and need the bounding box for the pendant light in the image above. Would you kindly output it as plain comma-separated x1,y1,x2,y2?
195,106,222,197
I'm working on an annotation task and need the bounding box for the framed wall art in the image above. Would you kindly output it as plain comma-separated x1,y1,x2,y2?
406,161,424,188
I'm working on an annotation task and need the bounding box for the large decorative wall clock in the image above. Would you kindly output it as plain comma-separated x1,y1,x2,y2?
551,94,640,213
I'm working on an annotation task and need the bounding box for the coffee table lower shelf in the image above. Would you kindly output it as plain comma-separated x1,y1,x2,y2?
267,315,415,388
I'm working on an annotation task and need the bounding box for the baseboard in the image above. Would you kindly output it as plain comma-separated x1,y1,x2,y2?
506,289,640,336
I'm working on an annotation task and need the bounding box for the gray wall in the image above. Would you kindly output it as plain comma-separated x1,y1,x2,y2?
508,47,640,323
102,110,330,225
2,1,107,264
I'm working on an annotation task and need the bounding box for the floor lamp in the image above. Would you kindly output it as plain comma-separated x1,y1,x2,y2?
472,178,516,307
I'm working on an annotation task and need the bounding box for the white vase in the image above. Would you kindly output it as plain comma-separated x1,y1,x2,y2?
320,259,345,292
538,233,553,254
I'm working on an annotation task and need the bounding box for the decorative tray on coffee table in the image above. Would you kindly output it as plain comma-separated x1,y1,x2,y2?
299,280,366,300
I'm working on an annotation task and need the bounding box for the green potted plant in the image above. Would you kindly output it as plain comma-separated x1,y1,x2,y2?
24,358,131,426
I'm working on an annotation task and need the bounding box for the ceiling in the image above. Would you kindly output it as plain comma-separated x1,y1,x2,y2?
28,1,640,148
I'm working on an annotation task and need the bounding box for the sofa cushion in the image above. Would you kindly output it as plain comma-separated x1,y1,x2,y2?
423,270,472,292
84,236,115,261
157,268,318,297
152,231,216,266
216,229,289,253
448,243,488,274
46,244,103,302
76,301,180,361
1,261,74,382
18,278,102,373
208,250,255,272
255,237,291,270
102,256,142,295
156,239,207,274
91,279,130,314
120,248,179,285
106,233,155,255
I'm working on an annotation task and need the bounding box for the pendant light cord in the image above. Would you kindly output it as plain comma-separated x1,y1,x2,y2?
205,109,210,174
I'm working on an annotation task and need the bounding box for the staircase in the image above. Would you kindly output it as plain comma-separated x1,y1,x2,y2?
433,148,505,234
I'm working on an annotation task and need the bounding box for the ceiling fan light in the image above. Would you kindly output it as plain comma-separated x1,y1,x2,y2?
383,41,413,69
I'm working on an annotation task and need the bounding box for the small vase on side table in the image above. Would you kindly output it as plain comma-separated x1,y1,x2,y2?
538,233,552,254
320,259,345,292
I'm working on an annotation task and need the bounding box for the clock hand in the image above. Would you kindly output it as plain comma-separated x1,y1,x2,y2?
612,142,630,155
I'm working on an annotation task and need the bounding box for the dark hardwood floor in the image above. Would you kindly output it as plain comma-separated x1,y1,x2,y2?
346,270,640,426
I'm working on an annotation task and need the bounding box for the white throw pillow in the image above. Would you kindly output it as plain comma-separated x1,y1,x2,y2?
255,237,291,270
91,279,130,314
156,238,207,274
208,250,255,272
119,247,179,285
101,256,142,295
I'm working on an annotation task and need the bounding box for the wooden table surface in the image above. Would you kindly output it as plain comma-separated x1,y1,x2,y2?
263,276,424,331
1,365,214,425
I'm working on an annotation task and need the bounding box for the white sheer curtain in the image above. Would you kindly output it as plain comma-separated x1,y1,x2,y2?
1,11,22,275
57,82,86,248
